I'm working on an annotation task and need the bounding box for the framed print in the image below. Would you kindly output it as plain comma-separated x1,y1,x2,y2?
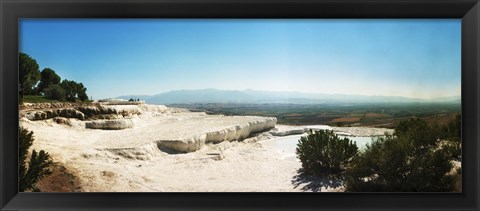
1,0,479,210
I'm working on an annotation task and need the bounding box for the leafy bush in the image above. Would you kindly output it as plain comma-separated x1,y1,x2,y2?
440,114,461,141
439,114,462,159
44,84,66,101
440,138,461,159
296,129,358,176
344,118,456,192
19,127,53,192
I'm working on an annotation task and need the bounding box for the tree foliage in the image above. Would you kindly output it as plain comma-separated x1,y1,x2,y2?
78,91,88,101
60,79,88,102
18,52,89,102
19,127,53,192
19,52,41,95
37,68,61,94
44,84,66,101
344,118,457,192
296,129,358,176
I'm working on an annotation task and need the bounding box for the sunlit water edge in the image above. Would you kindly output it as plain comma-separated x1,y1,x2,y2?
261,133,377,161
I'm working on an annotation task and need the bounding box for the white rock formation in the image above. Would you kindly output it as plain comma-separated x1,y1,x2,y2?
157,117,277,153
20,103,173,121
25,108,86,120
137,104,168,113
18,103,395,192
53,117,71,125
20,103,278,159
270,128,305,136
102,143,159,160
101,105,141,116
85,119,134,130
331,126,393,136
270,125,331,136
270,124,394,137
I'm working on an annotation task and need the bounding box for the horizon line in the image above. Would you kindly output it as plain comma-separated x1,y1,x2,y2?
109,88,461,101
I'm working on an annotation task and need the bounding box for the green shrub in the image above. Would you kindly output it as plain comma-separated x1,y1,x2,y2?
44,84,66,101
440,114,462,159
344,118,455,192
296,129,358,176
441,140,461,159
440,114,461,141
19,127,53,192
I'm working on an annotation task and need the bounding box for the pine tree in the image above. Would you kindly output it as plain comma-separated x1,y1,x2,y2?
19,127,53,192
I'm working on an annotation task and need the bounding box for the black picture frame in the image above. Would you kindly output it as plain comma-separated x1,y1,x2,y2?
1,0,479,210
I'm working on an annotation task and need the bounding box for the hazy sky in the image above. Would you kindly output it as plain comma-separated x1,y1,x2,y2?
19,19,461,100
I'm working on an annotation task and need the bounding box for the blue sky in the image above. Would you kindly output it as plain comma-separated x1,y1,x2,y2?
19,19,461,100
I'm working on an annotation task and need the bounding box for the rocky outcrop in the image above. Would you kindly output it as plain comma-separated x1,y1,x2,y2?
157,136,207,153
21,103,170,121
103,143,159,160
21,102,84,110
269,125,332,136
21,103,279,155
269,124,394,137
53,117,72,125
270,128,305,136
206,118,277,143
156,117,277,153
25,108,86,121
76,106,117,117
85,119,134,130
138,104,168,113
331,126,393,137
77,105,142,119
92,117,278,159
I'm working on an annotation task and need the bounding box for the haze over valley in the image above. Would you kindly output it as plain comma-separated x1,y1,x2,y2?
117,89,461,105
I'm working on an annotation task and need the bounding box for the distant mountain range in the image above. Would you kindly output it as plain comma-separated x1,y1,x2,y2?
117,89,461,105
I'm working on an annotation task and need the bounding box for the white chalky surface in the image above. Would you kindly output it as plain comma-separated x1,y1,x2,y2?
20,104,390,192
19,105,310,192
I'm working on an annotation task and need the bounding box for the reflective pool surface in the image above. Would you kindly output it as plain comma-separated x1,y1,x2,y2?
261,134,376,159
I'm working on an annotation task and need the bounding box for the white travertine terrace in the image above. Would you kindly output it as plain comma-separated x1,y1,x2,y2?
20,104,277,155
18,103,387,192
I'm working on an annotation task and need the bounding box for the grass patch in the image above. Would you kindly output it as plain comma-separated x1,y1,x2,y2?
23,95,59,103
22,95,95,105
330,117,362,123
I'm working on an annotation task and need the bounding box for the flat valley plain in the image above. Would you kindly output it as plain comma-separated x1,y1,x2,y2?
169,102,461,128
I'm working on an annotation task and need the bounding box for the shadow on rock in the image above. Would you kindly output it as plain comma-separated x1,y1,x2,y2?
291,170,344,192
158,146,186,155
